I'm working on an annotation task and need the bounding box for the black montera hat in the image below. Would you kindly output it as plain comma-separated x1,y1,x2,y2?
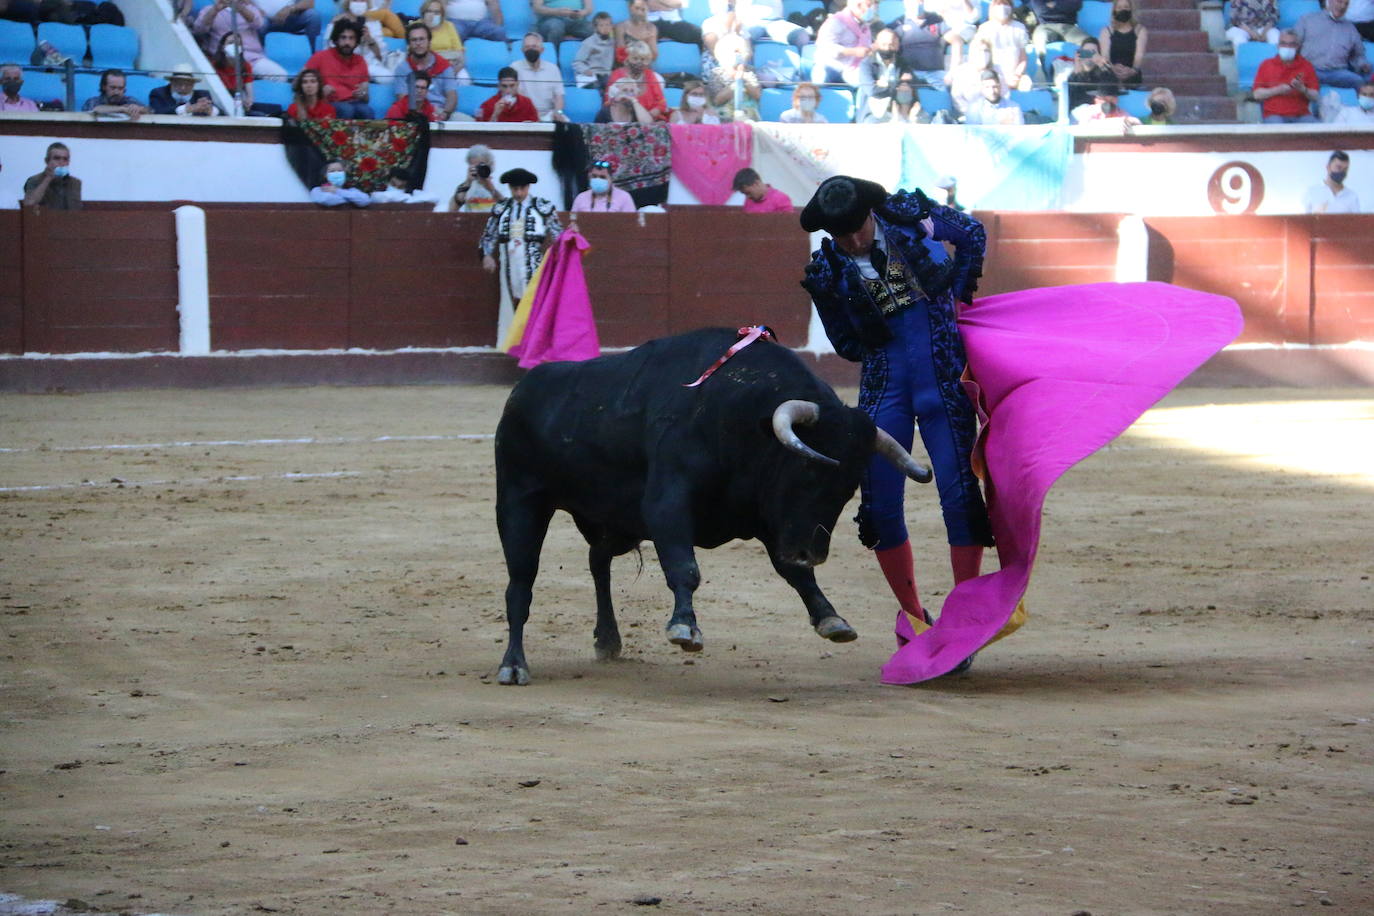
799,176,888,235
500,167,538,187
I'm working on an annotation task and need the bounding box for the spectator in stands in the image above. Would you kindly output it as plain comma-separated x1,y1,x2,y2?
974,0,1028,91
889,1,949,86
150,63,219,116
1327,78,1374,122
1349,0,1374,42
213,33,255,113
963,67,1023,122
1224,0,1279,50
418,0,465,65
646,0,701,46
372,166,440,203
445,0,506,42
862,70,933,121
513,31,568,121
395,20,459,120
605,39,668,119
259,0,323,50
195,0,288,79
733,167,792,212
287,67,337,118
1065,35,1117,108
82,68,150,119
1073,83,1138,124
386,70,439,118
451,144,504,210
1142,85,1175,124
781,80,829,121
859,28,903,114
669,79,721,121
572,158,636,212
934,0,981,68
944,37,991,115
1303,150,1360,212
1295,0,1372,89
1252,30,1319,123
1028,0,1087,55
22,142,80,210
349,0,405,38
0,62,38,112
616,0,660,62
328,6,399,82
311,159,372,207
478,66,539,120
307,17,373,117
704,30,762,119
574,11,617,88
596,72,657,121
534,0,595,45
814,0,876,86
1099,0,1146,89
480,167,562,342
703,0,810,50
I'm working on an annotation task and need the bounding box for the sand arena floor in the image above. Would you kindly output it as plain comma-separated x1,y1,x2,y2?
0,385,1371,915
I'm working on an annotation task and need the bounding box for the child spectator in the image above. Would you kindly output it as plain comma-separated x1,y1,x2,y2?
574,12,617,88
311,159,372,207
781,81,828,122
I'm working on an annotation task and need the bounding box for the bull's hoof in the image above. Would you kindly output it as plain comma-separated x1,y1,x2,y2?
496,664,531,686
815,616,858,643
665,623,704,652
594,639,622,661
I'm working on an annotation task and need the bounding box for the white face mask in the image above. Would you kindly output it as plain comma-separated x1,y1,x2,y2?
349,1,367,15
224,43,240,59
797,97,817,113
686,94,706,109
1277,46,1297,62
992,5,1010,21
425,12,441,26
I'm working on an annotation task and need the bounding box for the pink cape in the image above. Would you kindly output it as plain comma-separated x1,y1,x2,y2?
668,123,752,206
508,228,601,370
882,282,1244,684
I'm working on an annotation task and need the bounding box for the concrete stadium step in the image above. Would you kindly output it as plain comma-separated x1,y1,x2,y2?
1148,73,1230,94
1139,0,1196,8
1146,31,1211,52
1134,9,1202,29
1143,50,1222,76
1172,95,1239,122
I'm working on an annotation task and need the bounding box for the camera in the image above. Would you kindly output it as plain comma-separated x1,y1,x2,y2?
476,163,491,179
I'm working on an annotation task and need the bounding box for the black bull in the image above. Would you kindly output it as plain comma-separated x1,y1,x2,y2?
493,328,932,685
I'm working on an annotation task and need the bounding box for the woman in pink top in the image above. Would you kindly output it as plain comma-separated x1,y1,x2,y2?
571,159,637,212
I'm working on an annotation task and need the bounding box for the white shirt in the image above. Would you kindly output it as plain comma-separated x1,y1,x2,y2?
1332,104,1374,125
964,96,1025,125
446,0,489,21
511,58,562,118
1302,181,1361,213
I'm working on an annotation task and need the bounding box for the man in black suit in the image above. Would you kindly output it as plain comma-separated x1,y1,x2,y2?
148,63,218,116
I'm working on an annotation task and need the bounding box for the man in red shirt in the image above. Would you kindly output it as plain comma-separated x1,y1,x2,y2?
478,68,539,122
386,72,439,120
733,168,793,214
1252,29,1320,123
305,18,373,118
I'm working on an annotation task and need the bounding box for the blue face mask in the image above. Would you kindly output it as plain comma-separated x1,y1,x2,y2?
589,177,610,193
53,166,69,178
326,172,346,186
1360,96,1374,111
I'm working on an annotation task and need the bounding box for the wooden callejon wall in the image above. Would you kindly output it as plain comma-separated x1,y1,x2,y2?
975,212,1124,297
0,212,21,354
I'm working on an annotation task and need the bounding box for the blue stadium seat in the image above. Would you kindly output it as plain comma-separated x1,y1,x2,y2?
1077,1,1111,38
465,37,512,82
1366,41,1374,64
1221,0,1230,27
1116,88,1151,119
123,74,162,104
817,85,852,122
253,79,294,110
558,39,581,82
1277,0,1320,29
502,0,535,38
593,0,626,20
1024,46,1040,85
0,19,35,63
1329,86,1358,106
662,85,682,109
393,0,424,19
73,71,99,105
758,85,790,121
265,32,313,75
877,0,903,23
383,36,407,56
917,85,953,117
782,0,821,19
656,39,702,75
88,24,139,70
1011,87,1056,121
1041,40,1078,80
563,84,603,122
682,0,711,27
20,68,67,106
36,22,87,63
751,40,798,82
371,79,397,116
1236,41,1275,91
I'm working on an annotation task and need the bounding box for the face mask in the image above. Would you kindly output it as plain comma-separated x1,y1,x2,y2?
992,5,1010,21
327,171,346,186
687,94,705,108
895,88,914,104
589,177,610,193
1330,169,1347,185
1149,100,1167,116
53,166,69,177
861,4,876,21
1,79,20,95
798,97,816,112
1100,100,1116,114
1114,8,1131,21
1359,96,1374,111
1277,46,1297,61
349,1,367,14
523,48,540,63
627,62,645,76
425,13,441,26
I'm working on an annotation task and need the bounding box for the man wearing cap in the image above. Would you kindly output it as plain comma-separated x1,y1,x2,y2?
479,167,563,343
571,159,636,212
149,64,219,116
799,176,990,665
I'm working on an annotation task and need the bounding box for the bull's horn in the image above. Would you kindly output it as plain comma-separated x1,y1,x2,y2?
772,400,839,468
874,429,934,483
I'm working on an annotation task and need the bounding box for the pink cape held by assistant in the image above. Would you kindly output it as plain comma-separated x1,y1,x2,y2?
883,281,1244,685
503,227,600,369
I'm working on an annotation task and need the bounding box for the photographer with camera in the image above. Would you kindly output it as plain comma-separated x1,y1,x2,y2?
451,144,505,212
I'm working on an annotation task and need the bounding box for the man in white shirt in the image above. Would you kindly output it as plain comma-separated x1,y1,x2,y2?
1303,150,1361,213
1329,80,1374,124
963,69,1024,124
510,32,568,122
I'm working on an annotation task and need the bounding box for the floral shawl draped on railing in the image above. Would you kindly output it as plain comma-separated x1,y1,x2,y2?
281,117,431,194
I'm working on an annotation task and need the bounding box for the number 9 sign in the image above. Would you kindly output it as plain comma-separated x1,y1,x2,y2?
1207,161,1265,214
